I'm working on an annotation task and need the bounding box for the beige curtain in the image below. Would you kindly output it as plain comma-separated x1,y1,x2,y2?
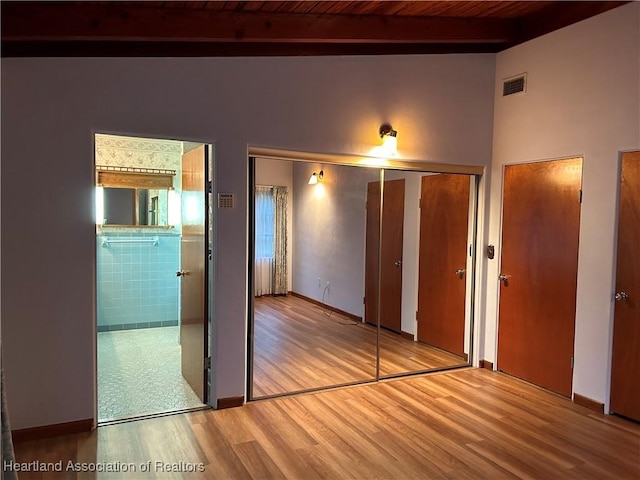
255,186,274,296
272,186,288,295
254,257,274,296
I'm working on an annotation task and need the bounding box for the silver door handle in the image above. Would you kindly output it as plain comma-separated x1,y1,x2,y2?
394,260,402,267
176,270,190,277
455,269,465,279
614,291,629,301
498,274,510,283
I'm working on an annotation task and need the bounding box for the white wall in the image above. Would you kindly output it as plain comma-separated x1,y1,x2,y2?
485,2,640,409
255,158,294,292
385,170,420,336
292,162,380,316
1,54,495,429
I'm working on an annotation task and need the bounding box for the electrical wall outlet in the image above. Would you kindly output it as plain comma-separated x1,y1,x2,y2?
318,277,322,288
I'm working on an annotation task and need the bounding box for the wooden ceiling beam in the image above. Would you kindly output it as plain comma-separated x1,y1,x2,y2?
1,40,505,58
2,2,516,45
515,1,629,42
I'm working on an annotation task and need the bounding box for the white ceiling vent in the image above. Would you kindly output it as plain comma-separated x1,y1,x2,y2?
502,74,526,96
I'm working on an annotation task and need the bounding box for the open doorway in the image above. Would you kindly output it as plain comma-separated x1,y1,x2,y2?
94,133,211,423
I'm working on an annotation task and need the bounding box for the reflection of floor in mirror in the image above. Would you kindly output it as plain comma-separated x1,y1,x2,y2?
378,326,467,377
98,326,205,422
252,295,466,397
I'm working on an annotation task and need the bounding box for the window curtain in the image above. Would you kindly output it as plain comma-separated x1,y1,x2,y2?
255,186,274,296
272,186,288,295
254,185,288,296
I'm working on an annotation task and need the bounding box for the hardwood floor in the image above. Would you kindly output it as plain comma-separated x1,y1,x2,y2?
12,368,640,479
252,295,465,397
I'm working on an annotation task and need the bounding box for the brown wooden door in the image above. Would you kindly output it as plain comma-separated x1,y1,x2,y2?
497,158,582,397
610,151,640,421
364,179,405,333
417,174,470,357
179,145,207,402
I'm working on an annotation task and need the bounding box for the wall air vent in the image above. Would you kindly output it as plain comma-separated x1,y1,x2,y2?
502,74,526,96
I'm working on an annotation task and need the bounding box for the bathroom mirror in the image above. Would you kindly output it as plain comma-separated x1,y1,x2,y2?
102,187,169,226
96,168,175,227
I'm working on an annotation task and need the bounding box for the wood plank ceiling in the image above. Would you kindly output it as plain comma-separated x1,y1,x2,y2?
1,1,629,57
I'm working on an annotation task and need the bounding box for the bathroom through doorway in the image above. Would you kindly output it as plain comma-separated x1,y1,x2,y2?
94,133,212,423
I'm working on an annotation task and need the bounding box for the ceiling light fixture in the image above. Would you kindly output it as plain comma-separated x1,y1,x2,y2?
308,170,324,185
379,124,398,155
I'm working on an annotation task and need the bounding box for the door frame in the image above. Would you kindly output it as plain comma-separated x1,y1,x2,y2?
492,155,583,394
246,146,486,401
92,131,215,426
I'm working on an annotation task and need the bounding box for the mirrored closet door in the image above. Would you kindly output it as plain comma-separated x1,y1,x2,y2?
249,156,479,399
250,158,380,397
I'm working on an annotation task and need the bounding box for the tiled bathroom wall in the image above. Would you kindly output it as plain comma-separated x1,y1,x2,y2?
97,233,180,331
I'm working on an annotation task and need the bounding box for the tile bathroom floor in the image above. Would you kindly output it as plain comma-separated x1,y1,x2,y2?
98,326,205,422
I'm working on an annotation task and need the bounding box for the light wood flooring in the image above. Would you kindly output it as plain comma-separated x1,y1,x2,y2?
12,368,640,479
252,295,465,397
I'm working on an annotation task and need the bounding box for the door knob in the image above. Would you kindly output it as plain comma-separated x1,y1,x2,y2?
498,274,510,283
455,269,466,279
394,260,402,267
614,291,629,301
176,270,190,277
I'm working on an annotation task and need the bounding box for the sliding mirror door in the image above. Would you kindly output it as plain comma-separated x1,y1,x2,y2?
249,155,480,398
250,158,380,398
377,170,477,377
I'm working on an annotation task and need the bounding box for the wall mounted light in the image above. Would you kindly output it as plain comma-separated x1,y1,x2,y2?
167,189,181,226
308,170,324,185
379,124,398,156
95,186,104,225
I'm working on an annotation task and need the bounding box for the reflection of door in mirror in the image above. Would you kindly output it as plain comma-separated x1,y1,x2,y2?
150,196,159,226
138,189,149,225
364,179,405,333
